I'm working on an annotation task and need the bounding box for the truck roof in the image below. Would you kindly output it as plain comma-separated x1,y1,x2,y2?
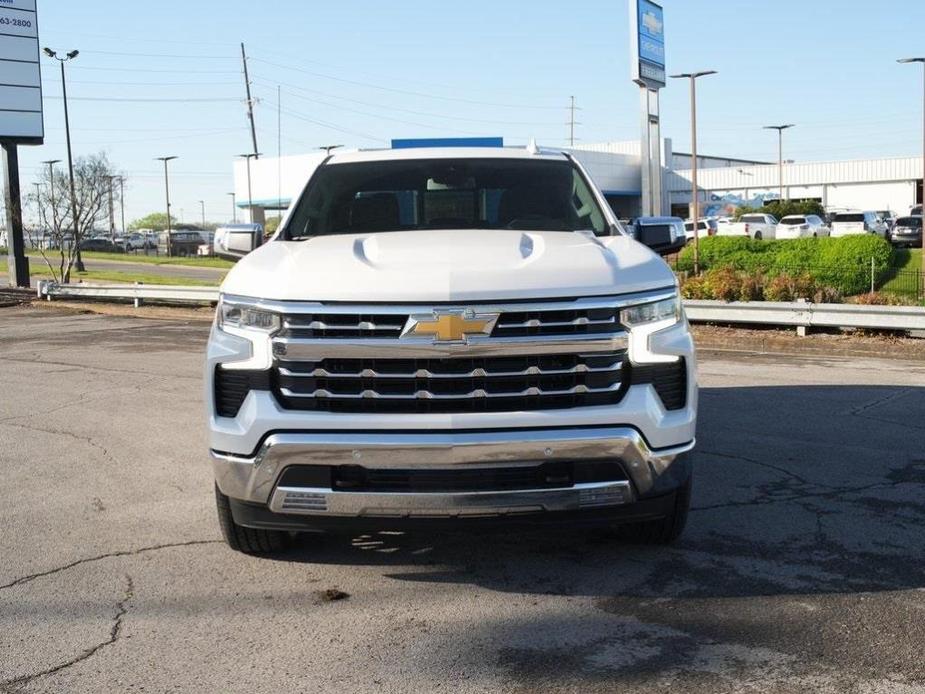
326,146,569,165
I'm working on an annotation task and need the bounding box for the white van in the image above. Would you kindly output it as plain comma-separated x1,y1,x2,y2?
830,211,886,238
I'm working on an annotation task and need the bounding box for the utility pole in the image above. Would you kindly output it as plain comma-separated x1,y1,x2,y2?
118,176,125,234
240,43,259,159
44,48,83,272
568,96,581,147
764,124,795,201
199,199,206,228
41,159,60,250
156,156,177,255
898,58,925,296
237,153,260,222
671,70,718,276
105,175,115,241
228,192,236,223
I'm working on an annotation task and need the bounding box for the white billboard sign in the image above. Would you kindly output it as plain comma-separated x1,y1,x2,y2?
0,0,42,143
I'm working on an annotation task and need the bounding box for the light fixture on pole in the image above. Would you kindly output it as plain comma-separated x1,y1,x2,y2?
670,70,717,276
237,153,261,222
155,156,178,256
227,192,237,223
898,57,925,295
763,124,795,202
43,48,83,272
319,145,343,156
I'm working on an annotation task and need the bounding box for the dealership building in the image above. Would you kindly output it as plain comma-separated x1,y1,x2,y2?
232,139,925,225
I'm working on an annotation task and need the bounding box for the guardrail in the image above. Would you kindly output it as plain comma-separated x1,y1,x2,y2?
684,300,925,333
36,281,219,307
35,282,925,333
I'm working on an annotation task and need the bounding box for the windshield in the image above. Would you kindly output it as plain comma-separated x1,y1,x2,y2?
284,157,609,238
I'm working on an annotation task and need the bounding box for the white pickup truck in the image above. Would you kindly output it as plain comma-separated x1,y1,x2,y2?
718,213,778,240
205,147,698,554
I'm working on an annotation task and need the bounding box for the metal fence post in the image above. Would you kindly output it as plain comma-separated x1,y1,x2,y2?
134,282,142,309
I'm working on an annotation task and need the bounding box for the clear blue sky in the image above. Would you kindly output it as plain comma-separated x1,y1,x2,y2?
26,0,925,226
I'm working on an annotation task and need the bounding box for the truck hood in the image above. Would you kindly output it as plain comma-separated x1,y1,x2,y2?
220,229,675,302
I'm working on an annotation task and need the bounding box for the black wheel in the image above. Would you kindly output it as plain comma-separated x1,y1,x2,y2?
215,485,290,554
754,231,763,241
614,475,692,545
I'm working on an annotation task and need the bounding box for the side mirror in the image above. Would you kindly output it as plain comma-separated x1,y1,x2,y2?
214,227,262,261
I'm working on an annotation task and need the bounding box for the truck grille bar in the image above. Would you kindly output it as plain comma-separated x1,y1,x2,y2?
274,353,627,414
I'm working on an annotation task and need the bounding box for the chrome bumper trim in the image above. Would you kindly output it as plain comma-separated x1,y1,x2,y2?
210,427,695,507
268,480,634,518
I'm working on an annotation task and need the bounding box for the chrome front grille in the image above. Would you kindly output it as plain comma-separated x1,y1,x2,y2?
251,289,677,415
273,353,627,414
280,314,406,339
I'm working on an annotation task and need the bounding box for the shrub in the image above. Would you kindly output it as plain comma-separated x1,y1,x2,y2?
677,234,895,297
764,273,817,302
738,274,764,301
680,275,712,299
848,292,916,306
703,267,743,302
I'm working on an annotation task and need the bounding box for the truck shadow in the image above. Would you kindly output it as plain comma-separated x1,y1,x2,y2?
274,384,925,603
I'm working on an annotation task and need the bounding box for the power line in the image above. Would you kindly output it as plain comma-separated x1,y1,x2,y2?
251,75,564,126
260,99,385,142
249,56,563,110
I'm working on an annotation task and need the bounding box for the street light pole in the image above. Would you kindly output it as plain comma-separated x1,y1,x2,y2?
199,199,206,228
43,48,83,272
41,159,61,234
898,58,925,295
227,192,236,223
670,70,717,276
764,124,795,202
118,176,125,234
237,153,260,222
155,156,178,256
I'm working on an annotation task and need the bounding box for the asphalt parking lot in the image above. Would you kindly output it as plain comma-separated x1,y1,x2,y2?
2,307,925,693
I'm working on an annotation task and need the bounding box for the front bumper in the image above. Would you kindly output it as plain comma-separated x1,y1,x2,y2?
211,427,694,523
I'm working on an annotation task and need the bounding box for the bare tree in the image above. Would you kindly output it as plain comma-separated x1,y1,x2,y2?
28,153,123,283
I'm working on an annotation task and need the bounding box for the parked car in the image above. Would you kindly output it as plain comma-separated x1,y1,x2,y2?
78,238,124,253
683,218,718,241
121,232,148,251
830,211,887,238
626,216,686,255
157,231,206,257
776,214,830,239
876,210,896,232
213,224,265,261
720,213,778,240
889,215,922,248
206,146,697,554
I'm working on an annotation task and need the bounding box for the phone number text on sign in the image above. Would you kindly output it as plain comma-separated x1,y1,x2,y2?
0,10,37,37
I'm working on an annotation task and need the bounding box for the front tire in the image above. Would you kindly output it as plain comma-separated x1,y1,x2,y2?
215,485,290,554
615,476,692,545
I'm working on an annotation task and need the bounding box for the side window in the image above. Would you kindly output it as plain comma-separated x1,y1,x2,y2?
571,169,607,235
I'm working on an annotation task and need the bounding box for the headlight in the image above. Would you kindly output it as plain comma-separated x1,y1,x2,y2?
217,300,281,334
621,295,681,328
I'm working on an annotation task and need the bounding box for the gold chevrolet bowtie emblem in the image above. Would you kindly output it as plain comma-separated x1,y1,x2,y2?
403,310,498,343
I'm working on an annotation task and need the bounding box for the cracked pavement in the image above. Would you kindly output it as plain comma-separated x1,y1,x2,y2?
1,306,924,693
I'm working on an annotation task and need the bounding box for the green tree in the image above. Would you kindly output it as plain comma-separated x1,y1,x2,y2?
129,212,177,231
